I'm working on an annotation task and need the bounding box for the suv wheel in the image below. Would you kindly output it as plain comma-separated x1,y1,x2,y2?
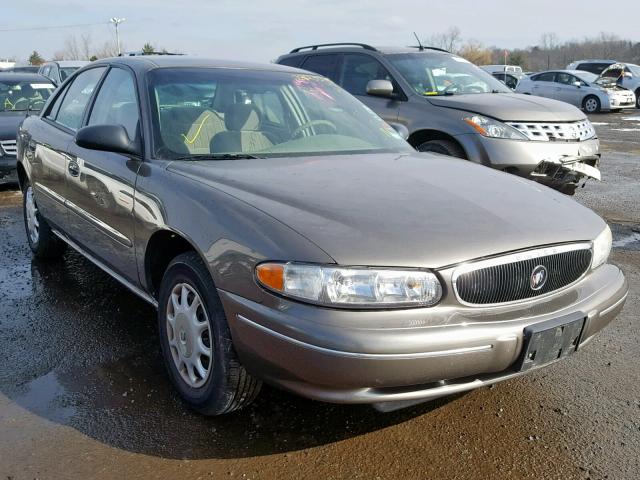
416,139,466,158
158,252,261,415
583,95,601,113
23,181,67,259
635,89,640,109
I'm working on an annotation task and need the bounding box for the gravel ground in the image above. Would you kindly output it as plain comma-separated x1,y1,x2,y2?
0,114,638,480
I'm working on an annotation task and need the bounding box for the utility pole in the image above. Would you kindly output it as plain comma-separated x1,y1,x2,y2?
110,17,126,55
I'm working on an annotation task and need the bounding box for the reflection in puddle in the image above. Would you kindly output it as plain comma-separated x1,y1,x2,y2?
14,371,76,423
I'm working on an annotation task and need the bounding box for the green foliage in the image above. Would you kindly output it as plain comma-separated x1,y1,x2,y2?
142,43,155,54
28,51,44,65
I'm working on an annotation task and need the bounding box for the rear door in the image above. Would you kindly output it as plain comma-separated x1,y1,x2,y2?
65,66,142,282
31,67,106,228
530,72,556,98
337,53,400,124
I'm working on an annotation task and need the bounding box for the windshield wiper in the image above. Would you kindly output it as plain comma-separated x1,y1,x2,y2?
174,153,263,161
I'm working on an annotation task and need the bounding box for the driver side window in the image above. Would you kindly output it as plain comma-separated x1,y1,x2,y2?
340,54,393,96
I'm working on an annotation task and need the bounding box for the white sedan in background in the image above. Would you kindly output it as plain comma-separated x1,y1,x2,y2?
516,70,636,113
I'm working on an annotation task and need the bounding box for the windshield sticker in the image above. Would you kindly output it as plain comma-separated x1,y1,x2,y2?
424,91,439,96
31,83,53,89
294,75,336,103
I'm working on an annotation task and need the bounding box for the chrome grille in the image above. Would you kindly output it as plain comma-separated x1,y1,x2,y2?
453,244,592,306
0,140,17,156
506,120,595,142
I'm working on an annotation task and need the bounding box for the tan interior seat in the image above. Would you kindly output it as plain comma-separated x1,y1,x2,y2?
160,107,226,154
210,104,273,154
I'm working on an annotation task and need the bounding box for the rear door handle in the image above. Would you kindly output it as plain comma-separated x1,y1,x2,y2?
68,160,80,177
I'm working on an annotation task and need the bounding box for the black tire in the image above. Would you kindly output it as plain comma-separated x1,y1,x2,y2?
158,251,261,415
558,184,577,196
22,180,67,259
635,89,640,109
416,139,466,158
582,95,601,114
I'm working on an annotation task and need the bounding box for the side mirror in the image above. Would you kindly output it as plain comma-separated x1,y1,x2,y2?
386,122,409,140
75,124,140,156
573,81,582,88
366,79,394,98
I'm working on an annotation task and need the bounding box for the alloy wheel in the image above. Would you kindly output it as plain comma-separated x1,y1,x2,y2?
166,282,213,388
585,98,598,113
25,186,40,244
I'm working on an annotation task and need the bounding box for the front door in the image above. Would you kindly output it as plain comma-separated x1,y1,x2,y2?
65,66,142,282
339,54,400,124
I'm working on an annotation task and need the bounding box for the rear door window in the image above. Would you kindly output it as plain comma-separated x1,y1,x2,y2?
300,54,341,82
532,72,555,82
55,67,106,131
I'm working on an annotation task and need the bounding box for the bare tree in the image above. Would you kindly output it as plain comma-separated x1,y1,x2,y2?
424,26,462,53
459,40,492,65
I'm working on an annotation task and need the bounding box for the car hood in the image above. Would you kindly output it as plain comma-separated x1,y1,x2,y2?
426,93,586,122
0,112,27,139
168,153,604,268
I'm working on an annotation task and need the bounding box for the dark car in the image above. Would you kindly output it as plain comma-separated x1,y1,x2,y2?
38,60,90,86
16,56,626,415
0,73,55,184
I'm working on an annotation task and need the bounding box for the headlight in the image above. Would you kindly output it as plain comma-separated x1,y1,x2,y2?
256,263,442,308
592,225,612,270
463,114,528,140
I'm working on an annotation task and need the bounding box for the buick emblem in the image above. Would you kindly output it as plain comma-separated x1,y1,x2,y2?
530,265,548,291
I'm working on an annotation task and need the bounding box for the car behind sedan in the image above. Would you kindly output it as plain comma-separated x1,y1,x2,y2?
16,57,627,415
516,70,636,113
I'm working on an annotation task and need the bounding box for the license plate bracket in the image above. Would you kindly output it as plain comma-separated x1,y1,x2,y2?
515,314,586,372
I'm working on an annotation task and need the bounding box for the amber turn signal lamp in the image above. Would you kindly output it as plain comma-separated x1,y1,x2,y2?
256,263,285,291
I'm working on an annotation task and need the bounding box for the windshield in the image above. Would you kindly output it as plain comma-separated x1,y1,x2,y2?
387,52,511,96
0,80,54,112
147,68,412,159
60,67,80,81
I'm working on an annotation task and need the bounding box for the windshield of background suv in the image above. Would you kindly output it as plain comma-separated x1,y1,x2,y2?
0,80,54,112
387,52,511,95
147,68,412,159
60,67,80,82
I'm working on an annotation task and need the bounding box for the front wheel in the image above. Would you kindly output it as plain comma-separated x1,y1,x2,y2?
635,89,640,109
158,252,261,415
583,95,601,114
23,181,67,259
416,139,466,158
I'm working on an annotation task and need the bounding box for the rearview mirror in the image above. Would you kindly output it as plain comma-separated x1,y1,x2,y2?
75,124,140,156
366,79,394,98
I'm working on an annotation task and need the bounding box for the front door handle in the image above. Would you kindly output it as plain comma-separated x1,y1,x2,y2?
68,160,80,177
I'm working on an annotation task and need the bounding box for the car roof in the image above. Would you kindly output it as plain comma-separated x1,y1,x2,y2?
89,55,309,75
0,72,54,83
569,59,616,64
49,60,91,67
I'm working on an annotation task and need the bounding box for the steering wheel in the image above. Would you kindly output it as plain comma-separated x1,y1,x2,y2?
12,97,30,110
291,120,337,139
442,83,463,94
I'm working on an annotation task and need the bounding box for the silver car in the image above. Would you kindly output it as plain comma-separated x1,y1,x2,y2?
277,44,601,195
516,70,636,113
16,57,627,415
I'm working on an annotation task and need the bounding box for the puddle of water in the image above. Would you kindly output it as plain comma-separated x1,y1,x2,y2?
611,223,640,251
622,115,640,121
14,371,76,423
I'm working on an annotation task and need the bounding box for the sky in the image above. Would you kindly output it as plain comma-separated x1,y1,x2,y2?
2,0,639,63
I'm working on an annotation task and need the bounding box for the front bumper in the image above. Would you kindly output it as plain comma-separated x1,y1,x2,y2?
220,264,627,405
455,133,601,183
0,156,17,183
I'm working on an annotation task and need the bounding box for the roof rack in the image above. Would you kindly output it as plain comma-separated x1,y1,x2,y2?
118,51,184,57
290,43,378,53
407,45,450,53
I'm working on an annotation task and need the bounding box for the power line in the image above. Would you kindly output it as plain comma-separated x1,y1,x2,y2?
0,22,108,33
